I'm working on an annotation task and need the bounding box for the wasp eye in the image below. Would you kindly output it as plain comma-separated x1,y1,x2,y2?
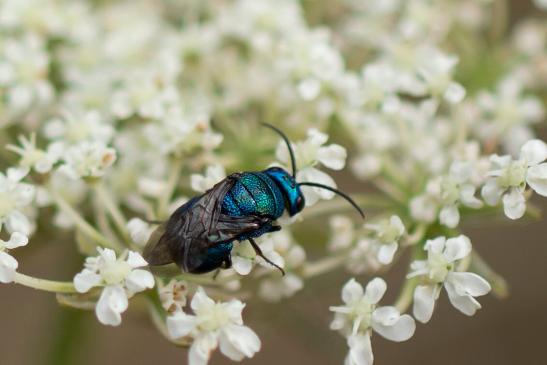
296,195,305,212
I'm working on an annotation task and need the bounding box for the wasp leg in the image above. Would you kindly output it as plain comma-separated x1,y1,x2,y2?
223,254,233,269
268,225,281,233
248,238,285,276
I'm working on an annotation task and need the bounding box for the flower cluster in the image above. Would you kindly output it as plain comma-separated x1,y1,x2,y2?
73,248,154,326
0,1,546,365
330,278,415,365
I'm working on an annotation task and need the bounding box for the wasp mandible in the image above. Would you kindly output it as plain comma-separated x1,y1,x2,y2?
143,124,364,275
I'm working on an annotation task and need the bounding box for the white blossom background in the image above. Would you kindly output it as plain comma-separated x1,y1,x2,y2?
0,0,546,364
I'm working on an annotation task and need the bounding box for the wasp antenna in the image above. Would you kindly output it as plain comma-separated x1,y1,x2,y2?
261,123,297,177
298,182,365,219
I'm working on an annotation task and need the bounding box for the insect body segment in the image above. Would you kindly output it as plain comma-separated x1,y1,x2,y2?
143,124,364,276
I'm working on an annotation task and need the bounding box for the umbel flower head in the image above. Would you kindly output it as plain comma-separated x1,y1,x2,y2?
482,139,547,219
408,235,491,323
330,277,415,365
73,248,154,326
167,287,261,365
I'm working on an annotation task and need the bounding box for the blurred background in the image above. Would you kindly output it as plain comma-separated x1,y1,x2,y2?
1,1,546,364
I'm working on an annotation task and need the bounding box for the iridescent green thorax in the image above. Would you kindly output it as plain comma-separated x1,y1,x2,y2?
221,171,285,218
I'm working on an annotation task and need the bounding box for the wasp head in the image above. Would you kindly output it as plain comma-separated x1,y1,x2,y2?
264,166,305,216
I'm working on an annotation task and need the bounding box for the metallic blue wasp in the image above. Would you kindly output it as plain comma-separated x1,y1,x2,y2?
143,124,364,275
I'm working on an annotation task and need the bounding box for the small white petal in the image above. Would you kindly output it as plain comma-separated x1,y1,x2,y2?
0,251,18,283
377,242,398,265
7,167,29,182
526,163,547,197
341,278,364,304
446,272,491,297
317,144,347,170
364,277,387,304
167,312,197,339
444,82,466,104
224,300,245,325
125,269,154,292
191,287,215,312
424,237,446,255
372,307,415,342
73,270,102,293
95,285,128,326
481,179,502,206
5,211,31,235
220,324,261,360
460,185,483,209
189,333,218,365
232,256,253,276
439,205,460,228
98,248,117,263
444,281,482,316
520,139,547,166
126,218,152,246
413,285,438,323
4,232,28,249
502,189,526,220
443,235,472,262
297,167,336,205
346,333,373,365
126,251,148,268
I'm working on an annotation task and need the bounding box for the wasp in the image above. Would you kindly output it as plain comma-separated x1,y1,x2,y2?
143,124,364,275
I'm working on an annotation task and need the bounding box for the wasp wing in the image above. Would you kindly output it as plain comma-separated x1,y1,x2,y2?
143,174,269,271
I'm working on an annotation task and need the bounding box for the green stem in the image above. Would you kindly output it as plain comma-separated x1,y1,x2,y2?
14,273,77,293
470,251,509,299
302,255,346,278
394,277,418,313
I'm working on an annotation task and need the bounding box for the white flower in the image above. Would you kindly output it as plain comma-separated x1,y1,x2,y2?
330,278,416,365
190,165,226,193
6,134,62,174
481,139,547,219
257,231,306,302
58,141,117,180
365,215,405,265
126,218,153,247
411,161,483,228
0,232,28,283
276,128,347,205
360,62,400,111
231,238,284,276
408,235,491,323
475,77,544,153
167,287,261,365
0,168,35,235
159,279,188,314
437,161,483,227
73,248,154,326
328,215,355,251
0,34,53,114
44,110,114,145
418,50,466,104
